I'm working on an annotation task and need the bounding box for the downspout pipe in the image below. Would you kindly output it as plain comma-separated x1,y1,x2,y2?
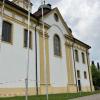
72,39,78,92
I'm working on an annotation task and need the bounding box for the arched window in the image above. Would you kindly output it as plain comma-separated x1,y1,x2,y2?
54,34,61,56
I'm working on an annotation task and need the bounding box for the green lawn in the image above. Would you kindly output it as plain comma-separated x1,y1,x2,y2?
0,91,100,100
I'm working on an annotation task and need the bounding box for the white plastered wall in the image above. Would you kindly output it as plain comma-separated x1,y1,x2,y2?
47,25,68,87
0,17,40,88
43,11,69,87
74,48,90,89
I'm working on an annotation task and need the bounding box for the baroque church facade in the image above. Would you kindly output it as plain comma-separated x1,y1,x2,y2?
0,0,94,96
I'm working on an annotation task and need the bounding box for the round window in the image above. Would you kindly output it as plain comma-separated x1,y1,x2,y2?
54,13,59,22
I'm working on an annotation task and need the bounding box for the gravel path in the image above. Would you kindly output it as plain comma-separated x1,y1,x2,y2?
70,94,100,100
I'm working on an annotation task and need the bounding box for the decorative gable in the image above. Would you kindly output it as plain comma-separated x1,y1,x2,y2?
43,8,73,37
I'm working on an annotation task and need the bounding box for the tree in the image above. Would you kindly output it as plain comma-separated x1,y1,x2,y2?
91,63,100,89
96,70,100,86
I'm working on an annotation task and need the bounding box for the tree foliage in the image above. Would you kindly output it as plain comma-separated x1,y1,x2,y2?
91,63,100,89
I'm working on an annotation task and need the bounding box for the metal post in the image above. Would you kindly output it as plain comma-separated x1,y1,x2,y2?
0,0,5,50
41,0,49,100
35,25,38,95
25,0,31,100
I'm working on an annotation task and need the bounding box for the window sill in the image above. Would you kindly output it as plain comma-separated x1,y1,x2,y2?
23,46,32,50
75,61,79,63
1,41,13,45
54,54,62,58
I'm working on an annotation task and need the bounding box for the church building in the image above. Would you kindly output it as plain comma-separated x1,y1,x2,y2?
0,0,94,96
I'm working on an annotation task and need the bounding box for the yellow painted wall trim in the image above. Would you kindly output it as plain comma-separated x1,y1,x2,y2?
0,85,92,97
40,85,68,94
39,32,50,87
86,51,94,91
0,88,37,97
65,42,74,84
67,84,77,93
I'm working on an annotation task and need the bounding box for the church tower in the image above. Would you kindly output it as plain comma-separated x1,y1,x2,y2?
12,0,33,11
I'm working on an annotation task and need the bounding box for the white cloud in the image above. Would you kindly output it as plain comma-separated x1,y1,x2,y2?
31,0,100,63
50,0,100,63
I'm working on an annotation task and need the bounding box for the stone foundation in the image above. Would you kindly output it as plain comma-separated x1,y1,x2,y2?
0,85,93,97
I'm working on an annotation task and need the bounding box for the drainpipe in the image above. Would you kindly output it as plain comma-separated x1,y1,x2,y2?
35,24,39,95
72,39,78,92
86,51,93,92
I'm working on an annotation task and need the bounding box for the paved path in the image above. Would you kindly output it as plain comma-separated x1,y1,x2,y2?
70,94,100,100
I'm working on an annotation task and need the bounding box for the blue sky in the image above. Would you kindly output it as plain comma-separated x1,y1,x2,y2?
31,0,100,64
